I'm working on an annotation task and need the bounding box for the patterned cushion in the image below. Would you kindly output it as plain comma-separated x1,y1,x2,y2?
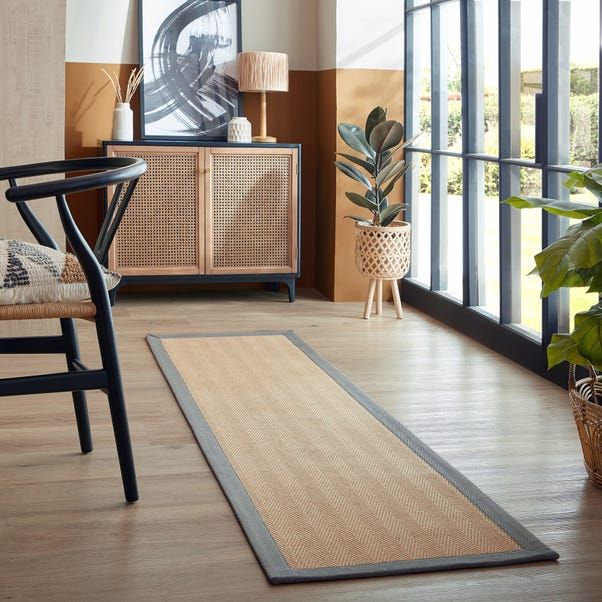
0,238,120,306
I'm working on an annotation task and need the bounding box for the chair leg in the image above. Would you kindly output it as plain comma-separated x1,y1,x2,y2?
94,309,139,503
61,318,93,453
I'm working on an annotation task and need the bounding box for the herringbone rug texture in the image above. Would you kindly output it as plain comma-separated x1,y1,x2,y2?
158,334,524,570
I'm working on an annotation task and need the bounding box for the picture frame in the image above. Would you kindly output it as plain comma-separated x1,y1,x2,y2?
138,0,242,140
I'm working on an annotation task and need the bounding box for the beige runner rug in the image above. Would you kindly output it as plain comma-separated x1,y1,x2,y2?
147,331,558,583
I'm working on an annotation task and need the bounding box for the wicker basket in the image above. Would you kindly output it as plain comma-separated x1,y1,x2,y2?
568,365,602,488
354,221,411,279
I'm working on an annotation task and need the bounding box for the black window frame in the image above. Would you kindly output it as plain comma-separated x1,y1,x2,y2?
402,0,602,386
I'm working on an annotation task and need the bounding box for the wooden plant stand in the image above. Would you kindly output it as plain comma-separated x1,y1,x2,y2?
354,221,411,321
363,278,403,320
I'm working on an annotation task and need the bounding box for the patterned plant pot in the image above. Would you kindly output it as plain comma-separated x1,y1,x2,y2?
569,366,602,488
354,221,411,280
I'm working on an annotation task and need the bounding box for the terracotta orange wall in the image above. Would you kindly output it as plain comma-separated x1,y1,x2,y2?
333,69,405,302
315,69,337,300
65,64,404,299
243,71,318,288
65,62,140,246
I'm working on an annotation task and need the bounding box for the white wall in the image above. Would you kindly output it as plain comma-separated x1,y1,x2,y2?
66,0,404,71
242,0,318,70
317,0,337,70
66,0,321,70
336,0,404,70
66,0,138,64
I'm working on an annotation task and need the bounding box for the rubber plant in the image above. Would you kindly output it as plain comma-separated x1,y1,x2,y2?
335,106,415,226
503,164,602,400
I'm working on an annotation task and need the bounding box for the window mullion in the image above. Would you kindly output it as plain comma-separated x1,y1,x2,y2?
463,0,484,307
542,0,570,340
498,0,522,325
431,4,448,291
404,3,421,280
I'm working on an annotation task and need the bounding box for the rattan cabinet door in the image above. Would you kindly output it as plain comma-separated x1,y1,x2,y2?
106,146,203,276
205,147,298,274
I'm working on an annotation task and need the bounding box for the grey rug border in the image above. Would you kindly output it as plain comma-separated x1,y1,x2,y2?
146,330,559,585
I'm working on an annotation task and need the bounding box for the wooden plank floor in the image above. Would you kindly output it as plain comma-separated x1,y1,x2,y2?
1,290,601,601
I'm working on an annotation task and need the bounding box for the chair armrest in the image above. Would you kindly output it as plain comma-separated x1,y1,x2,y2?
3,157,146,202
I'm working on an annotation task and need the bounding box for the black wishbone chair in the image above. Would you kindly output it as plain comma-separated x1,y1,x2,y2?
0,157,147,503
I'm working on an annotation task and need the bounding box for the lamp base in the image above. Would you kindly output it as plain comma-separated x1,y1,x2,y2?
252,135,277,143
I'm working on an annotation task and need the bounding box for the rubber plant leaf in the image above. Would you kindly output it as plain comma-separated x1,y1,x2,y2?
573,304,602,368
344,215,371,223
376,160,407,187
385,133,423,160
547,333,590,369
381,162,412,198
365,106,387,142
380,153,393,170
345,191,377,211
338,123,375,158
369,121,404,154
335,161,372,190
335,152,375,175
379,203,405,227
503,196,602,220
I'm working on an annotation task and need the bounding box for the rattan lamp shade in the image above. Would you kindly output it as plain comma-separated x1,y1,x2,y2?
238,52,289,93
237,52,289,143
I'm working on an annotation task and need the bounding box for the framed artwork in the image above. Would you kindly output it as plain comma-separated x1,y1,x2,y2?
138,0,242,140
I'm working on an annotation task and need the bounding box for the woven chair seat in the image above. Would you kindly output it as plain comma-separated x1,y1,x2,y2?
0,301,96,321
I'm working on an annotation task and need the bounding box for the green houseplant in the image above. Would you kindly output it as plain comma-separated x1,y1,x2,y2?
504,165,602,486
335,107,415,319
335,106,414,227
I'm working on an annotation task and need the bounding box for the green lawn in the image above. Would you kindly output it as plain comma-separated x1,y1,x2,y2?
414,193,598,337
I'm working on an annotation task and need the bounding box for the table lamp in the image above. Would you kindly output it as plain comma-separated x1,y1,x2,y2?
237,51,289,143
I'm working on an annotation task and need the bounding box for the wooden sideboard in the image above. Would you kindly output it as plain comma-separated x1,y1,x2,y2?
102,140,300,301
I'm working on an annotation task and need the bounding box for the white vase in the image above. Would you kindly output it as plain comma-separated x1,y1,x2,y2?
112,102,134,141
227,117,252,143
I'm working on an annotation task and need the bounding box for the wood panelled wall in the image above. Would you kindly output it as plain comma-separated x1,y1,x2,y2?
0,0,66,336
0,0,65,245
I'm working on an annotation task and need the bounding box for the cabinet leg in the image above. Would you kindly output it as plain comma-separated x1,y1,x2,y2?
363,279,377,319
285,279,296,302
391,279,403,319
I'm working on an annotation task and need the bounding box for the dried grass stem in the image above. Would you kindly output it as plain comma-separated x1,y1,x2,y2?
102,67,144,104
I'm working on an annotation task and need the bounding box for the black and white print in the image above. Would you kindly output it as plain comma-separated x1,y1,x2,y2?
139,0,241,139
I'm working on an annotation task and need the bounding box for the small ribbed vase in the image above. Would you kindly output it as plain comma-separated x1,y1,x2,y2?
112,102,134,141
227,117,252,143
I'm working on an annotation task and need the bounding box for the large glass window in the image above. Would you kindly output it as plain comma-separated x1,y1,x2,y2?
475,161,500,317
408,151,432,286
404,0,601,355
568,0,599,168
444,156,463,300
517,167,542,335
